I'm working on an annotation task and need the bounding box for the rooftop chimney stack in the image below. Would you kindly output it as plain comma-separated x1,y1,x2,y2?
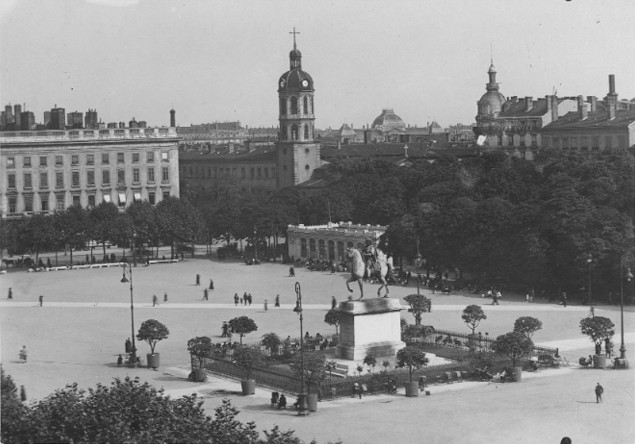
587,96,597,112
525,97,533,111
607,74,618,120
577,95,588,120
550,95,559,122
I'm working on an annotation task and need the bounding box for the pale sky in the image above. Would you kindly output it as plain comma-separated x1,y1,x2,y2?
1,0,634,130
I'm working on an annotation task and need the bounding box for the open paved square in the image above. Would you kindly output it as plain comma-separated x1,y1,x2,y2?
2,257,634,444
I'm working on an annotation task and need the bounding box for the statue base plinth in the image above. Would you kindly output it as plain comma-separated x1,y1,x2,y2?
336,297,405,361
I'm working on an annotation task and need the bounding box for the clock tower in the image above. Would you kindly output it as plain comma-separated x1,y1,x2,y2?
276,28,321,188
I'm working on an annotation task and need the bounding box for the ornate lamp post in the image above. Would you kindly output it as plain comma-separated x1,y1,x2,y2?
120,260,137,365
587,255,593,306
619,261,633,365
293,281,309,416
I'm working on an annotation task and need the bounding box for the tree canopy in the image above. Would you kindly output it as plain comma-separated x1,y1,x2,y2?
579,316,615,346
513,316,543,339
491,332,534,367
228,316,258,344
396,346,429,382
462,305,487,335
136,319,170,354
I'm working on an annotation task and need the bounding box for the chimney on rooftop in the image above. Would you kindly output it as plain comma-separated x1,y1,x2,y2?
550,96,559,121
607,74,618,120
577,95,588,120
525,97,533,111
587,96,597,112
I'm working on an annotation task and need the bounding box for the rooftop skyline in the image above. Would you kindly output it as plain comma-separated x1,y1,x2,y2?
1,0,634,129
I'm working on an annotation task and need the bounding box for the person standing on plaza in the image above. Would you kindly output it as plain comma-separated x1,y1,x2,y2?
332,296,337,310
289,266,295,277
595,382,604,403
275,295,280,307
234,293,239,306
38,295,44,307
195,274,200,286
203,288,209,301
8,287,12,299
560,291,567,307
125,338,131,353
222,321,229,337
248,293,252,305
264,299,268,311
20,385,27,402
491,291,499,305
19,346,27,362
209,279,214,290
152,294,158,307
164,292,168,302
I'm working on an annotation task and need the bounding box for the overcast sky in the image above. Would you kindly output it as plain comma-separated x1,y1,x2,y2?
1,0,634,130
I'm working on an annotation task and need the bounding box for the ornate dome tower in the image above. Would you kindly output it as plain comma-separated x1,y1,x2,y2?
276,28,321,188
476,60,506,118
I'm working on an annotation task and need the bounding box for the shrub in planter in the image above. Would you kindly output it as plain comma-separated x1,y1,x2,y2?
187,336,213,382
136,319,169,369
491,332,533,382
260,333,282,356
228,316,258,344
233,346,265,395
396,346,429,397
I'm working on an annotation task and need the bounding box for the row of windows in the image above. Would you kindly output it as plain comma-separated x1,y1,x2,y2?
298,238,362,261
6,151,170,169
279,95,314,116
6,190,171,214
545,134,628,150
181,165,276,180
7,167,170,189
281,123,314,141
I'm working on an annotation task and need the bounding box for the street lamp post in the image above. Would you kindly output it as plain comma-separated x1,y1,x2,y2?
120,261,137,366
293,281,309,416
619,261,633,365
587,255,593,306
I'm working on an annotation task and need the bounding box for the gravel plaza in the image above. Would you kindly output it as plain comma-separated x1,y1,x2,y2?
1,257,634,444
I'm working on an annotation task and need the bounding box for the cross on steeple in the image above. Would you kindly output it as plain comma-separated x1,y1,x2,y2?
290,27,300,49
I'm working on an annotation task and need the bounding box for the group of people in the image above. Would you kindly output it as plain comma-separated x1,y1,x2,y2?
233,292,254,306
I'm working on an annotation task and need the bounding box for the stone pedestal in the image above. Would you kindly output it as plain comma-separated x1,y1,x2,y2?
336,297,405,361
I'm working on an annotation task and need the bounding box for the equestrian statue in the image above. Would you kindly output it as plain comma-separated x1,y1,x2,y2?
345,239,390,300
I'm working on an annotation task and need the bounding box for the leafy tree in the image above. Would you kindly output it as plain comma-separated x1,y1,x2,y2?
513,316,543,339
462,305,487,335
89,202,121,258
579,316,615,351
14,214,56,264
396,346,429,382
155,197,205,258
54,205,89,265
324,309,341,335
233,346,266,380
187,336,213,369
491,332,534,367
382,360,391,372
136,319,170,354
292,352,327,395
403,293,431,326
260,333,282,355
1,367,29,442
126,201,160,256
228,316,258,344
363,352,377,373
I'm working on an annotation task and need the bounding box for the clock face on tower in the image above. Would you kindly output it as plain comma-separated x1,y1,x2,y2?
280,79,285,87
301,79,309,88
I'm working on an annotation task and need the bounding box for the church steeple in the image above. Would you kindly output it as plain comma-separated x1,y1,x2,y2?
289,27,302,70
487,58,499,92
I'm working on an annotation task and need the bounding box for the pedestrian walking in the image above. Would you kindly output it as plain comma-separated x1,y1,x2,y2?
19,346,27,363
125,338,131,353
20,385,26,402
152,294,158,307
264,299,268,311
8,287,12,299
275,294,280,307
234,293,239,306
38,295,44,307
164,292,168,302
491,292,499,305
331,296,337,309
560,291,567,308
203,288,209,301
222,321,229,337
195,274,201,286
289,266,295,277
595,382,604,403
209,279,214,290
248,293,252,305
117,354,123,366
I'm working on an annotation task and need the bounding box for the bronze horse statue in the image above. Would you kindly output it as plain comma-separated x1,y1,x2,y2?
345,247,389,299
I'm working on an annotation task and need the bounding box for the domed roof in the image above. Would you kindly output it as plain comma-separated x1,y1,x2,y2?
372,109,405,131
279,69,314,91
478,91,506,115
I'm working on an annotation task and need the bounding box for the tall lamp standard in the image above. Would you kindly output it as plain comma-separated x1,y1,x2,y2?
120,260,137,365
587,255,593,306
618,261,633,366
293,281,309,416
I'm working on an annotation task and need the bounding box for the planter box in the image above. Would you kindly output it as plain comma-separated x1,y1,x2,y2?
593,355,606,369
193,368,207,382
512,366,522,382
241,379,256,395
147,353,160,369
307,393,318,412
404,381,419,397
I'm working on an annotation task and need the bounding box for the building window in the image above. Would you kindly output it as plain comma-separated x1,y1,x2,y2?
40,172,48,189
309,238,316,257
279,97,286,115
303,96,308,114
117,153,124,164
8,197,16,214
88,195,95,207
161,152,169,161
102,170,110,185
531,134,537,146
8,173,15,189
7,157,15,168
56,195,65,211
56,155,63,166
133,192,142,202
162,190,170,200
103,194,111,203
147,152,155,162
328,240,335,260
41,196,49,212
562,138,569,149
290,96,298,115
581,136,588,148
148,192,155,205
72,195,80,206
132,153,140,163
162,167,169,182
56,171,64,188
23,156,31,168
592,136,600,148
318,239,326,258
264,168,269,178
24,173,32,189
87,170,95,186
24,195,33,212
118,193,126,206
71,155,79,166
87,154,94,165
102,153,110,164
304,124,309,140
291,124,298,140
231,167,236,177
147,167,155,183
300,238,307,257
39,156,48,167
552,137,559,148
133,168,140,183
72,171,80,188
257,167,261,178
619,136,627,149
117,170,125,185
